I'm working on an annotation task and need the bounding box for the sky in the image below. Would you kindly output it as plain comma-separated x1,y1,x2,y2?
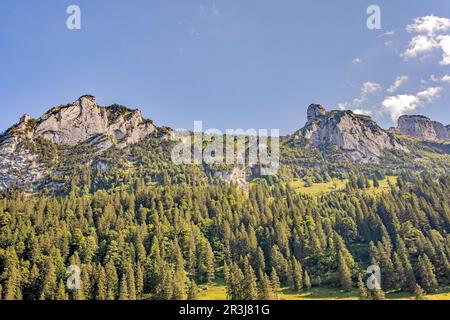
0,0,449,135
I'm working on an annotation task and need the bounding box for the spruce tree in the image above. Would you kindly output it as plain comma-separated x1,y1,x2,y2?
96,266,107,300
338,252,353,291
119,276,129,300
187,279,199,300
414,284,426,300
357,275,369,300
418,254,439,293
242,258,259,300
291,257,303,292
304,271,311,290
258,270,273,300
5,265,22,300
270,268,281,300
56,280,68,300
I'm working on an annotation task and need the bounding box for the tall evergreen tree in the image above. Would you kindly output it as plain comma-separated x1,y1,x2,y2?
417,254,439,293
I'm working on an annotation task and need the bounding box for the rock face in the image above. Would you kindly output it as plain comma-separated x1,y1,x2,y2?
396,115,449,141
34,95,158,149
0,114,47,191
0,95,171,190
307,104,326,122
299,104,408,163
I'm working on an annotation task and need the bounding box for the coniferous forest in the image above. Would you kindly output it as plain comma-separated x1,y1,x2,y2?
1,171,449,300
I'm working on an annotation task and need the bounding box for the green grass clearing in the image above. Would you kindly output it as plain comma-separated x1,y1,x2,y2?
288,176,397,196
196,284,450,300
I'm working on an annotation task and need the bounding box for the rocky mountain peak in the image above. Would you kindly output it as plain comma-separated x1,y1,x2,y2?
20,113,31,124
396,115,449,141
29,95,165,149
0,96,172,191
299,104,408,163
307,104,327,122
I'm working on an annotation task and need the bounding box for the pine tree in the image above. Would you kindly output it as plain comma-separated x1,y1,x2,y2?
242,258,259,300
258,270,273,300
418,254,439,293
396,237,416,292
135,263,144,299
291,257,303,292
270,268,281,300
187,279,199,300
39,260,57,300
370,289,385,300
96,266,107,300
338,252,353,291
4,265,22,300
414,284,426,300
105,260,118,300
119,276,129,300
56,280,68,300
205,242,215,284
304,271,311,290
357,275,369,300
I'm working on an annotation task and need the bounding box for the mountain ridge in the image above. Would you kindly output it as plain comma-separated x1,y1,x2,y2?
394,114,450,141
1,96,449,192
295,104,409,163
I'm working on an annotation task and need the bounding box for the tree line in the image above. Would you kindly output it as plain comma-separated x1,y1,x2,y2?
0,172,449,300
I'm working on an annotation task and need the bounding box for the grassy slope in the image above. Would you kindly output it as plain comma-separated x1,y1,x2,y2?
197,284,450,300
287,176,397,196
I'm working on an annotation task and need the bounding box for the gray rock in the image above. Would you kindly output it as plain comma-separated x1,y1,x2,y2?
307,104,326,122
34,95,158,149
397,115,449,141
300,105,409,163
0,95,171,190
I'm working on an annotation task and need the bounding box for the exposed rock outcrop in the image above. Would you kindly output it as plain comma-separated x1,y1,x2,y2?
0,95,171,190
307,104,326,122
396,115,449,141
33,95,159,149
298,104,408,163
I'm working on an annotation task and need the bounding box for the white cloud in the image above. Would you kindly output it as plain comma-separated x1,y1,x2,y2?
406,15,450,35
430,74,450,83
337,82,381,115
439,35,450,65
402,15,450,65
382,86,443,121
382,95,420,121
361,81,382,94
352,58,362,64
402,35,439,59
353,109,372,116
416,87,443,102
387,76,408,93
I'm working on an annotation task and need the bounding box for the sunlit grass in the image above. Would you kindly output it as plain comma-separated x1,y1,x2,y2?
196,283,450,300
287,176,397,196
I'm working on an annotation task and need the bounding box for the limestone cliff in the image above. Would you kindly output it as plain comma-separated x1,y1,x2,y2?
0,95,171,190
396,115,449,141
298,104,408,163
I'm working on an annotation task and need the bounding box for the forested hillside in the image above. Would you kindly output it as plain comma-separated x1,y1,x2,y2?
1,172,449,300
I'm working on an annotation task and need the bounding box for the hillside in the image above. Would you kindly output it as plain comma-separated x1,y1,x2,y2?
1,97,450,195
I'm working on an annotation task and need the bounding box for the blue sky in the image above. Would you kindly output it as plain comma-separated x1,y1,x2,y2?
1,0,449,134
